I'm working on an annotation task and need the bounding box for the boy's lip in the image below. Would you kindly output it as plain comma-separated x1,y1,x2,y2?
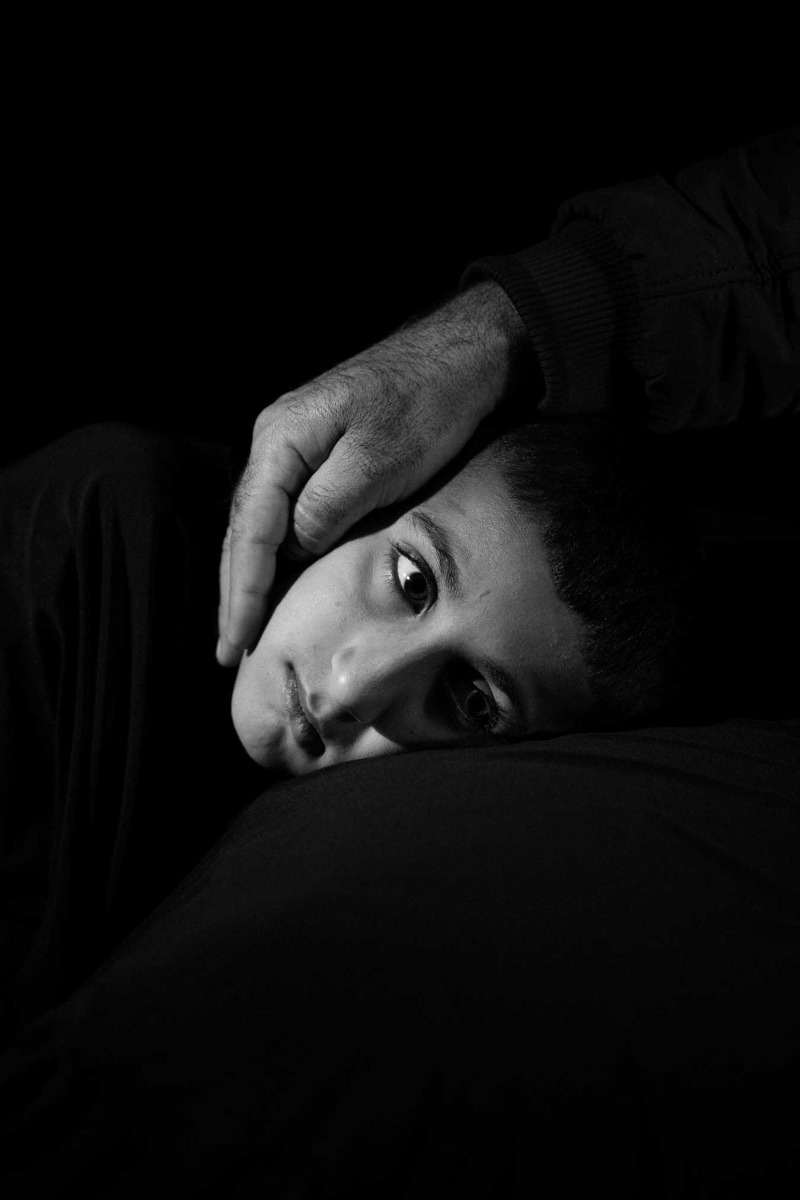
284,665,325,757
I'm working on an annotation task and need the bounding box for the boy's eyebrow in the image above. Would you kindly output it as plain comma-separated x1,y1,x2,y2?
408,507,530,729
408,508,463,601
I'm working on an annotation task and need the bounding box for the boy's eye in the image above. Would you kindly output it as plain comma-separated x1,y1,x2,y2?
388,544,503,738
464,685,492,723
456,679,498,733
396,552,431,610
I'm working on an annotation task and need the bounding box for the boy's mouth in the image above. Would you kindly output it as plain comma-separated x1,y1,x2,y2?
284,665,325,758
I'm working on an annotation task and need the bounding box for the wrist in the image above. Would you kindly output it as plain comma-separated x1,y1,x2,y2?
330,280,542,421
444,280,544,412
404,280,541,418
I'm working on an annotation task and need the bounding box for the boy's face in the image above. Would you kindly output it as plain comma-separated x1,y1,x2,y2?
231,456,590,777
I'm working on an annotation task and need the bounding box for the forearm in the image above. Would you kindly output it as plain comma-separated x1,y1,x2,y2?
318,280,541,423
403,279,541,414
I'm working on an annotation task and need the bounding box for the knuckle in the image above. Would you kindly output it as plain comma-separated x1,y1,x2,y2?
252,405,275,439
280,384,344,429
294,479,343,540
236,579,270,599
249,392,344,481
350,428,424,486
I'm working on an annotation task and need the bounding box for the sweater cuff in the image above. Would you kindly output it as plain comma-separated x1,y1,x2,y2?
459,220,642,414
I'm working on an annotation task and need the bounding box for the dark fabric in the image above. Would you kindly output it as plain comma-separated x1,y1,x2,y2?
0,425,265,1042
462,129,800,428
0,720,799,1197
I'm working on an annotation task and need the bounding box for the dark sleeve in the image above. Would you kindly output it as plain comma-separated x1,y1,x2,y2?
461,129,800,431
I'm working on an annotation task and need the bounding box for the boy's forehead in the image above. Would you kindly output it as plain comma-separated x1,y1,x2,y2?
419,452,525,543
414,468,555,608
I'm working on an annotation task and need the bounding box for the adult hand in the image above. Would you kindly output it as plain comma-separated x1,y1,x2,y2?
217,281,529,666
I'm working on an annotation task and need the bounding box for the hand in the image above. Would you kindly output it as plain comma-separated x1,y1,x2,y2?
216,282,527,666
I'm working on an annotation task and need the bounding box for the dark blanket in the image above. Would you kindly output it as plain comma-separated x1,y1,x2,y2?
1,424,799,1197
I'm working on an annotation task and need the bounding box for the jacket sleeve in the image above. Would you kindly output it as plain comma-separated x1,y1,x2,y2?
461,129,800,432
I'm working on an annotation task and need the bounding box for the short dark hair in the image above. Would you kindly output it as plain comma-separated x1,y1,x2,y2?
468,414,705,727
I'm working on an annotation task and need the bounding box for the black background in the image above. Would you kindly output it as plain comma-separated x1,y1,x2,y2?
8,37,793,471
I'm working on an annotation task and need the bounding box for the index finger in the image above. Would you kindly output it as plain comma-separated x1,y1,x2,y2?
225,428,318,655
225,457,293,657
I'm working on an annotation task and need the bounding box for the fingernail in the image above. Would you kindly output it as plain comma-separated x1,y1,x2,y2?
215,638,223,662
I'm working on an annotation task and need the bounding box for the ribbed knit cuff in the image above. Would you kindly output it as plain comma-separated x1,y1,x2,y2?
460,220,642,414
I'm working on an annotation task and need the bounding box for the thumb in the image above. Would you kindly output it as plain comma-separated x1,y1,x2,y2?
285,438,408,559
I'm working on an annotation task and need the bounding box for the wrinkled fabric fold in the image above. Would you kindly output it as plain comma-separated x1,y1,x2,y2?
0,425,263,1040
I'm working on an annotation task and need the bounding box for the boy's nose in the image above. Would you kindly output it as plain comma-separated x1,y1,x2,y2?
309,638,433,732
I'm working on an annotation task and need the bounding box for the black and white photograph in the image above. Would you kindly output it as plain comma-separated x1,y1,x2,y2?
1,36,798,1197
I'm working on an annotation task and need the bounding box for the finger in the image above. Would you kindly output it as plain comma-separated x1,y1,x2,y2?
226,442,309,654
289,437,417,558
216,526,242,667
